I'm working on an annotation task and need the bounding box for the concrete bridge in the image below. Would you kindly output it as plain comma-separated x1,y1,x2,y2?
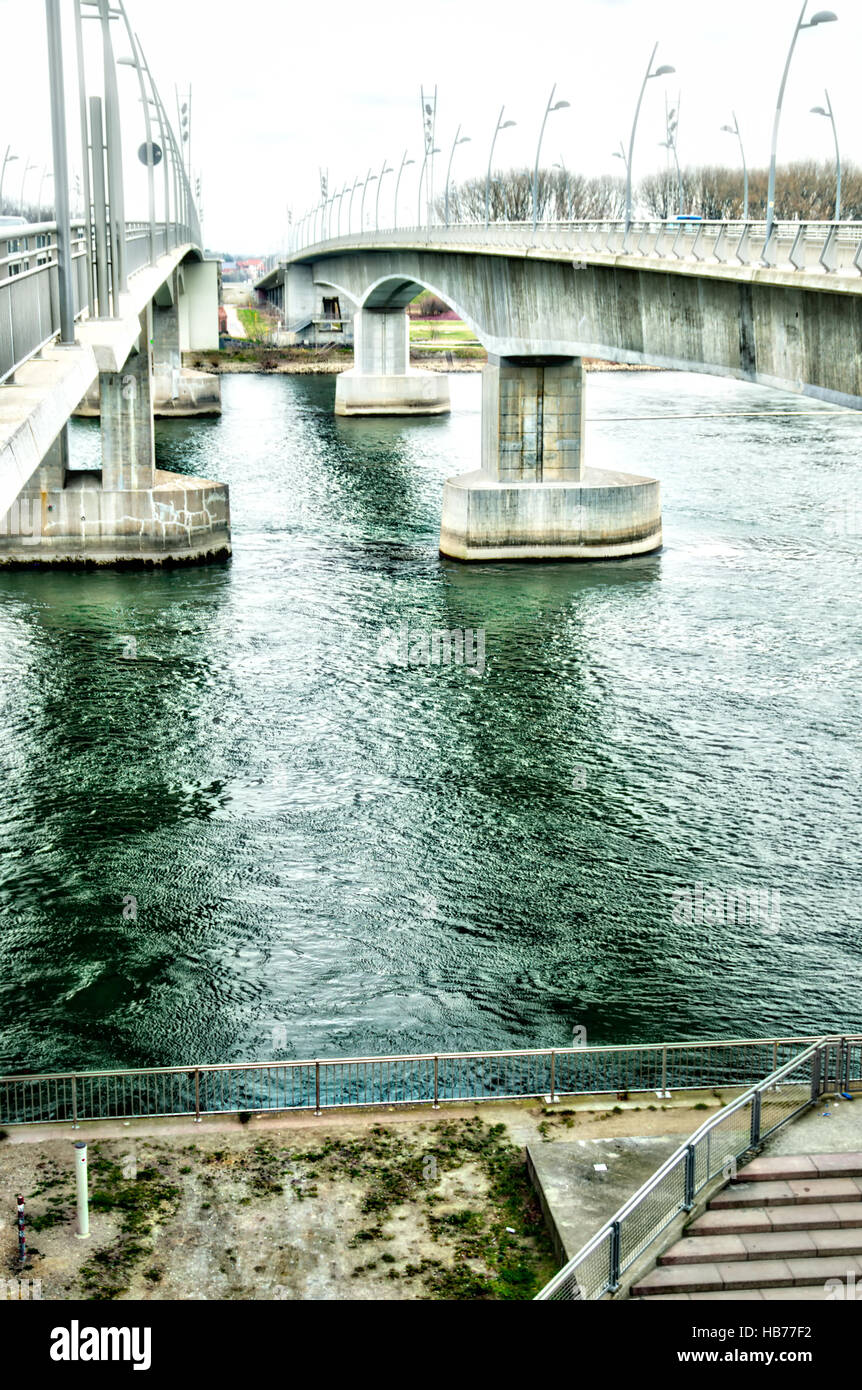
0,0,228,567
259,218,862,561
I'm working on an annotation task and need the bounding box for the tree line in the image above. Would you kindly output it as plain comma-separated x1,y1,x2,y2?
436,159,855,224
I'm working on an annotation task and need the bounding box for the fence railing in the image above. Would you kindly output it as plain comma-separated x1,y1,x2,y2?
280,218,862,281
535,1036,852,1301
1,1033,859,1129
0,218,196,387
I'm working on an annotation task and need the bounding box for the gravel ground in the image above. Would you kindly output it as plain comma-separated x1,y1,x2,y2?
0,1095,721,1302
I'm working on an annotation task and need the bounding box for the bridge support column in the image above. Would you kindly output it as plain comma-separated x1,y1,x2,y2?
100,309,156,492
440,356,662,561
75,268,221,419
335,309,450,416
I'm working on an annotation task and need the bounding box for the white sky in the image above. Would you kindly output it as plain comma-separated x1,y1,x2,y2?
0,0,855,252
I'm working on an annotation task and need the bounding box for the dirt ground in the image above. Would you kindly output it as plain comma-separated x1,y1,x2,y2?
0,1094,730,1302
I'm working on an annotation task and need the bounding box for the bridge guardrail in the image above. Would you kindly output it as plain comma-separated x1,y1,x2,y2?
278,218,862,281
535,1035,853,1300
1,1033,859,1128
0,218,196,387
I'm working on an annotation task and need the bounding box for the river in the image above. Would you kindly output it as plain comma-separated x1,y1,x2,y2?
0,368,860,1073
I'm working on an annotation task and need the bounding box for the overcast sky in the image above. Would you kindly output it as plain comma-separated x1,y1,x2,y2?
1,0,856,252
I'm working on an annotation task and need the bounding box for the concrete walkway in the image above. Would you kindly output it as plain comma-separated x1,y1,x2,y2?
223,305,247,339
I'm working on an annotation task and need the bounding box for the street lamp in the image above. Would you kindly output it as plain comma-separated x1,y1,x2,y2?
38,168,54,218
533,84,570,233
553,159,571,221
393,151,414,231
360,168,377,231
721,112,749,219
811,90,841,221
765,3,837,242
336,181,349,237
347,175,361,236
0,148,19,212
485,107,516,228
444,126,470,227
418,146,440,228
625,44,675,227
19,161,38,216
375,159,394,232
659,95,683,217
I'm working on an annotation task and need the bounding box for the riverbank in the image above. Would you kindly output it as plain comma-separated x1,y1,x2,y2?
186,345,662,376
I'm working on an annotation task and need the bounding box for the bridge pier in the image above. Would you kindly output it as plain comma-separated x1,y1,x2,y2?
439,356,662,561
0,307,230,567
75,266,221,419
335,309,450,416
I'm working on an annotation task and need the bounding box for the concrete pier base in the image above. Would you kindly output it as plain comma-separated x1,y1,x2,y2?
74,367,221,419
440,355,661,561
335,369,450,416
439,467,662,560
334,307,450,416
0,468,231,567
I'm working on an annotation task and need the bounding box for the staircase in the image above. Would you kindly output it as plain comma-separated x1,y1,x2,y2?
632,1152,862,1300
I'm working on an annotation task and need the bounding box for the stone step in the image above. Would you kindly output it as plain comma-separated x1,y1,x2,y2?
632,1254,862,1297
660,1226,862,1266
734,1152,862,1182
689,1201,862,1236
710,1176,862,1209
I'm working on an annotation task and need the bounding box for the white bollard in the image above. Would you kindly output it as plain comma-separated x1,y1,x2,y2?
74,1141,90,1239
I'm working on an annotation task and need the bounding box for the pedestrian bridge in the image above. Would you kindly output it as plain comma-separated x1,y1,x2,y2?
258,218,862,559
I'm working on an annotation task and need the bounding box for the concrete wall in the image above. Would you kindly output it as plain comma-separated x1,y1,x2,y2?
308,249,862,409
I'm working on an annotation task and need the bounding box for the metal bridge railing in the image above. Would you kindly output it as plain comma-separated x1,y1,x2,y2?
284,218,862,281
1,1033,859,1128
0,218,196,387
535,1036,854,1300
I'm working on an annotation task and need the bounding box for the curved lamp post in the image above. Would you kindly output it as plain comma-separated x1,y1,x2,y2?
418,146,440,228
393,150,414,230
533,85,569,233
346,176,361,236
375,159,393,231
720,112,748,219
766,3,837,241
485,107,516,227
444,126,470,227
38,168,54,218
360,168,377,232
811,90,841,221
0,148,19,212
625,44,675,227
553,157,571,221
336,182,349,238
19,161,37,216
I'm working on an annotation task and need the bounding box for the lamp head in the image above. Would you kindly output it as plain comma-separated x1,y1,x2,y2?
653,64,675,77
808,10,838,23
501,120,516,129
720,124,735,133
810,105,828,116
551,100,571,111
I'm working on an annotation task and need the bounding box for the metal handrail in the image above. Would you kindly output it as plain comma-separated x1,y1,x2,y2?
277,218,862,283
0,218,197,386
2,1032,859,1128
535,1036,844,1300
